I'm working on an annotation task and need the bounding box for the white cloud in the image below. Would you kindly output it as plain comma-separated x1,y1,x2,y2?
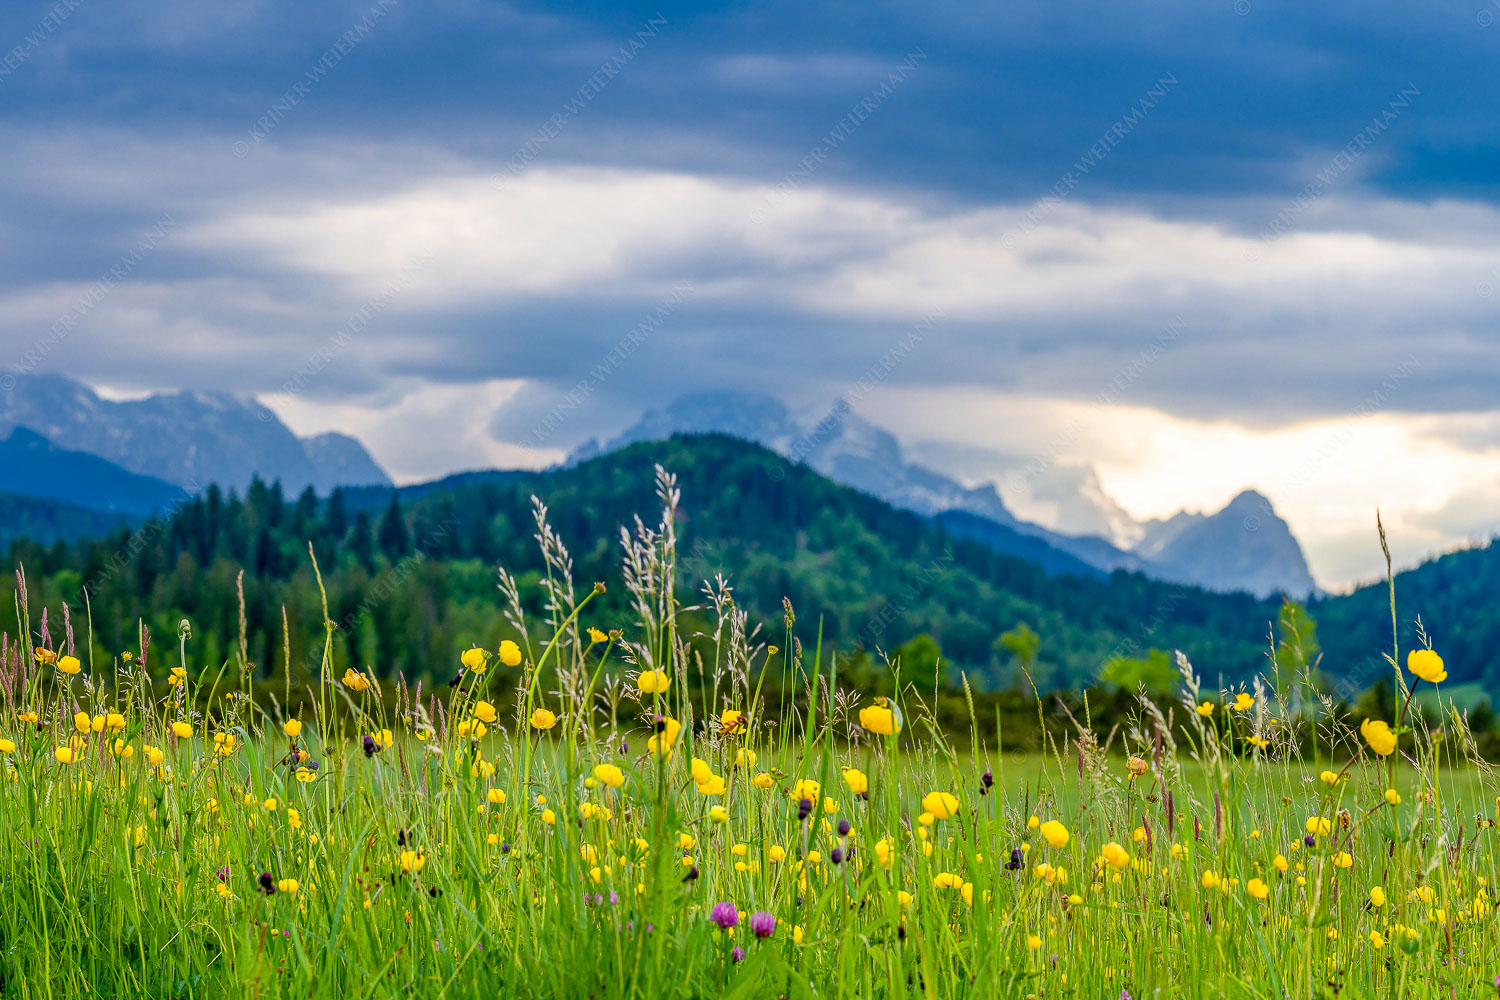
264,378,563,483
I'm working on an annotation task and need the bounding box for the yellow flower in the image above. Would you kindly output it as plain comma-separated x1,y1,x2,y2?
167,665,186,686
1384,788,1402,806
752,771,774,790
1247,878,1269,900
586,627,608,644
1333,851,1353,869
857,700,901,736
1231,692,1253,712
460,647,488,671
1126,755,1149,778
34,648,57,665
1407,648,1446,684
55,745,75,764
276,878,299,894
529,708,558,731
768,845,786,863
1100,842,1129,870
1319,770,1340,786
105,712,125,732
263,798,278,811
1360,718,1397,756
1039,820,1069,849
341,668,370,692
400,850,426,873
1195,701,1214,717
58,654,82,675
144,746,164,767
646,718,681,758
1370,886,1386,907
73,711,91,734
696,774,727,796
497,639,523,667
1304,816,1331,837
0,738,14,754
719,709,747,735
594,764,625,789
470,700,499,725
1026,934,1042,951
487,787,508,805
1273,854,1289,872
1201,870,1220,889
636,669,670,694
709,805,729,824
541,808,557,825
734,746,756,769
921,791,959,821
171,721,193,739
283,719,302,738
1368,930,1385,949
842,768,869,796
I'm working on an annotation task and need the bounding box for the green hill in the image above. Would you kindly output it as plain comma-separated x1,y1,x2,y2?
3,433,1485,695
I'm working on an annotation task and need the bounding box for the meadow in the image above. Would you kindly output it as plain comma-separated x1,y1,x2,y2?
0,469,1496,999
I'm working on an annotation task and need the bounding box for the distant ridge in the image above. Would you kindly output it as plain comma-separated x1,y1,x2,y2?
570,391,1317,598
0,374,392,496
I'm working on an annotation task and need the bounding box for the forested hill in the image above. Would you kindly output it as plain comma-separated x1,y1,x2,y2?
3,434,1479,693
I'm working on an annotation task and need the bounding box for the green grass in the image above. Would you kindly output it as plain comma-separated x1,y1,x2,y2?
0,475,1497,999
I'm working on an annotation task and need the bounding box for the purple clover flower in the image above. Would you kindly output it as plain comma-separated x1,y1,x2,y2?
710,901,739,929
748,911,776,939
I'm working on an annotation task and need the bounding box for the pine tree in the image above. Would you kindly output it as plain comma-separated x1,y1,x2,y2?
377,495,410,561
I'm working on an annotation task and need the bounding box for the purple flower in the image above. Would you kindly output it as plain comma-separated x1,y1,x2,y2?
710,901,739,929
217,866,230,882
731,946,745,963
748,911,776,939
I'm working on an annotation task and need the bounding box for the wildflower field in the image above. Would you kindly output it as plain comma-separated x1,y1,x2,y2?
1,472,1497,999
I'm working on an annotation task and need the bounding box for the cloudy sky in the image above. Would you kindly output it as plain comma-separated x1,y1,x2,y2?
2,0,1499,588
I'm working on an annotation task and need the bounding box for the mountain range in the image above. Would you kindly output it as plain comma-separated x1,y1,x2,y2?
0,376,1315,599
569,392,1318,599
0,374,391,498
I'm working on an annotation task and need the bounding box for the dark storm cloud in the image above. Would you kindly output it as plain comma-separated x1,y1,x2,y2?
0,0,1497,452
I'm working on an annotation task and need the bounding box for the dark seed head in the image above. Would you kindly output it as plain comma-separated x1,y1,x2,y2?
830,847,844,865
837,819,851,836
